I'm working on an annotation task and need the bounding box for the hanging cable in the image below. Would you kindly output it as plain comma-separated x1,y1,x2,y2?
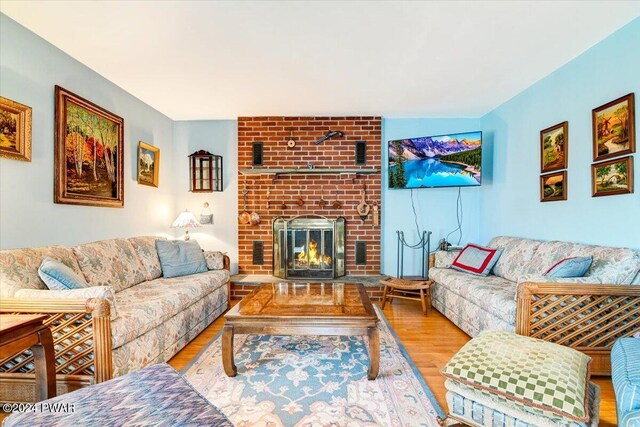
445,187,463,246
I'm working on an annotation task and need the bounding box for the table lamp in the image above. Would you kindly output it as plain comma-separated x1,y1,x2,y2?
171,209,202,241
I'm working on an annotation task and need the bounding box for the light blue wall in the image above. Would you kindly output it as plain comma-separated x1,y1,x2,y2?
480,17,640,249
173,121,239,273
0,14,177,249
381,118,482,275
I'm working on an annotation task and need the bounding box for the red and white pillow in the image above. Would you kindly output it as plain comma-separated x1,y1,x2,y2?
451,244,503,276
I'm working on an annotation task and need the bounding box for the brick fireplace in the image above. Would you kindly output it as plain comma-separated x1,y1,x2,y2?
237,116,382,278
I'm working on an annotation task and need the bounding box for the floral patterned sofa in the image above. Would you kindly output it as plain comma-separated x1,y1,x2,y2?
0,236,230,401
430,236,640,375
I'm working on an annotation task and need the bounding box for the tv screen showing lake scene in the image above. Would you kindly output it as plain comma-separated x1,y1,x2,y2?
388,131,482,189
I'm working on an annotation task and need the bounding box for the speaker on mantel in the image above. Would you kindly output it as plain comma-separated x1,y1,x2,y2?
252,141,263,166
355,141,367,165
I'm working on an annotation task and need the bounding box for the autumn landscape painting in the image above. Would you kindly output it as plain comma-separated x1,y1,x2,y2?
593,93,635,161
55,86,124,207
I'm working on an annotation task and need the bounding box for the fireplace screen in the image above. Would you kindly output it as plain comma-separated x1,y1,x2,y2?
273,216,345,279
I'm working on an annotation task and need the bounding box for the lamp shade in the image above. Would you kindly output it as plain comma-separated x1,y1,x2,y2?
171,210,202,228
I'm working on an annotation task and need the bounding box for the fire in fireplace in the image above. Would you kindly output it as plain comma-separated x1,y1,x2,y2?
273,216,346,279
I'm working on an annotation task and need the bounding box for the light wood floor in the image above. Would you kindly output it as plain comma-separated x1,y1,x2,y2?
169,299,617,426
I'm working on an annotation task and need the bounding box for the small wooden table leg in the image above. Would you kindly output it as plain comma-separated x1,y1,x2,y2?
367,326,380,380
32,327,56,400
381,284,389,309
420,288,427,315
222,325,237,377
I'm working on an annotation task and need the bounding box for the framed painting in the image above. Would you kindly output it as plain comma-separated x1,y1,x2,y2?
591,156,634,197
592,93,635,162
540,121,568,173
0,96,32,161
137,141,160,187
540,171,567,202
55,86,124,207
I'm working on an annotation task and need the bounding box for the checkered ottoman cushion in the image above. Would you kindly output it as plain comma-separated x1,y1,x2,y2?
441,331,591,422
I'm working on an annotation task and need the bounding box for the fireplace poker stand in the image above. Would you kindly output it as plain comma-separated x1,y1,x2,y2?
396,230,432,280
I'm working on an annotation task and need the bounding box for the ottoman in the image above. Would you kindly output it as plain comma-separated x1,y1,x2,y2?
441,331,600,427
612,338,640,427
4,363,232,427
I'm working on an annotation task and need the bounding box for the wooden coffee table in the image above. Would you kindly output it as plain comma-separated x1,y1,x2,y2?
222,282,380,380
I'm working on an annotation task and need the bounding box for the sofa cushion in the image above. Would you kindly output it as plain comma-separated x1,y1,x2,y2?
545,256,593,278
129,236,165,281
204,251,225,270
442,330,592,423
73,239,147,292
0,246,83,298
430,268,517,323
156,240,208,278
487,236,543,282
612,338,640,422
452,245,503,276
527,241,640,284
111,270,229,349
38,257,91,290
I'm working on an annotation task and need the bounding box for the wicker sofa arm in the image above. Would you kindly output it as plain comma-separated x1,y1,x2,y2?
0,297,113,384
223,254,230,271
516,282,640,375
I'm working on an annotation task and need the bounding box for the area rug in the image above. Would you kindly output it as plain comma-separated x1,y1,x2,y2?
182,306,445,426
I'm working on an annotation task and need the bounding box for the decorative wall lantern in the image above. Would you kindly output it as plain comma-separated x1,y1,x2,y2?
189,150,222,192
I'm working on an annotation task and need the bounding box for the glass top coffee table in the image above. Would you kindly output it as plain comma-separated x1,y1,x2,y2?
222,282,380,380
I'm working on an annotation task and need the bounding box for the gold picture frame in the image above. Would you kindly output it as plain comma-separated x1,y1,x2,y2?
591,156,634,197
0,96,32,161
540,121,568,173
55,85,124,208
137,141,160,187
540,171,567,202
592,93,635,162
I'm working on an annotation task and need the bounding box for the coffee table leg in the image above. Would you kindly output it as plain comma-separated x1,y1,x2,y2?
32,327,56,400
367,326,380,380
222,325,237,377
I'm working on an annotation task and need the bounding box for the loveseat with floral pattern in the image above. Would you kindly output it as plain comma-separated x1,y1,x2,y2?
429,236,640,375
0,236,230,401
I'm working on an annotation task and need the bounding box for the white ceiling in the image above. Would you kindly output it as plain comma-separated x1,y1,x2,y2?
2,1,639,120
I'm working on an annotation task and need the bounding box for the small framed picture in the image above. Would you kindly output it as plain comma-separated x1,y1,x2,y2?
137,141,160,187
0,96,32,162
592,93,635,162
591,156,633,197
540,171,567,202
540,121,568,173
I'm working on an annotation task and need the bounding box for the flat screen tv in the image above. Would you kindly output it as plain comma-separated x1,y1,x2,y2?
388,131,482,189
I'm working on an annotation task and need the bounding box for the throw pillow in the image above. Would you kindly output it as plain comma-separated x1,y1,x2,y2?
38,257,90,290
156,240,208,278
441,330,592,422
15,286,119,320
451,244,503,276
203,251,225,270
545,256,592,278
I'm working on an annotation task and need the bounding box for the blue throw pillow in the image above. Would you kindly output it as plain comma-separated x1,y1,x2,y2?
545,256,593,278
156,240,208,278
38,257,90,290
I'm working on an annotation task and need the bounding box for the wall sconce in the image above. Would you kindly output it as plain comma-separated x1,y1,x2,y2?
189,150,223,192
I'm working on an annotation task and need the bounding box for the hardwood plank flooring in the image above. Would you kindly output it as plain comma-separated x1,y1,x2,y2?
170,299,617,426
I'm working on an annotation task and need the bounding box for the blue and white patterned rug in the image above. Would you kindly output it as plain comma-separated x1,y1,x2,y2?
183,306,445,426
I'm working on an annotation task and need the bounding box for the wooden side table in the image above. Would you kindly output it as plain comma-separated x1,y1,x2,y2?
380,277,434,315
0,314,56,401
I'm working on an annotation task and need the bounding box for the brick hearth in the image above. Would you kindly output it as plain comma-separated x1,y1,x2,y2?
237,116,382,276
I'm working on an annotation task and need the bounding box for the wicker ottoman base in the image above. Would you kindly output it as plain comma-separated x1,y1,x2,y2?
443,379,600,427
